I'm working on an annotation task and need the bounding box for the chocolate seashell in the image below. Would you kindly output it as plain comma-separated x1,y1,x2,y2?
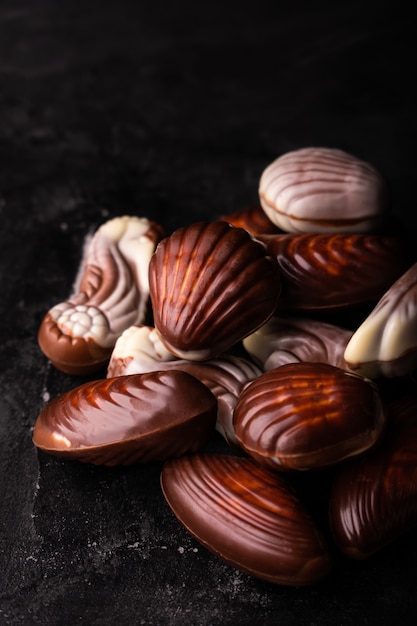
149,221,281,360
261,232,409,311
258,147,389,233
107,325,261,449
243,315,352,371
32,370,217,466
344,262,417,378
38,216,165,375
219,204,283,236
233,363,386,471
329,394,417,559
161,453,332,586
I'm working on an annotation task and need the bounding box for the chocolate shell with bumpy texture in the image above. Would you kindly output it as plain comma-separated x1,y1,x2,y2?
344,262,417,378
38,216,165,375
32,370,217,466
161,453,332,586
149,221,281,360
329,393,417,559
243,315,352,371
261,232,409,311
233,363,386,471
258,147,390,233
107,324,261,449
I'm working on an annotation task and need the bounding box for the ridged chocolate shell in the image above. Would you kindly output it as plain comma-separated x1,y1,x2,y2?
261,232,409,311
258,147,389,233
344,262,417,378
33,370,217,466
149,221,281,359
161,453,332,586
233,363,386,471
243,315,352,371
329,394,417,559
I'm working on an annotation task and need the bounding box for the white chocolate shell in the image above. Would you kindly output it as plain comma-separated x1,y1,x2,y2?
149,221,281,360
243,316,352,371
344,262,417,378
38,215,165,375
259,147,389,233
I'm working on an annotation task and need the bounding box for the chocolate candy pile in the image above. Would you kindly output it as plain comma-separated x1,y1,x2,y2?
34,147,417,586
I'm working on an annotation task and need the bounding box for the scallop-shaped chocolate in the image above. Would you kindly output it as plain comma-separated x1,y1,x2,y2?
329,394,417,559
344,262,417,378
161,453,332,586
258,147,389,233
233,363,386,471
261,232,409,311
33,370,217,466
38,216,165,375
149,221,281,360
243,315,352,371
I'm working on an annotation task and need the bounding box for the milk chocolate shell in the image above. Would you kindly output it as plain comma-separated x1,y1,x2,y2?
219,204,283,236
149,221,281,360
329,394,417,559
344,262,417,378
243,315,352,371
33,370,217,466
261,232,409,311
258,147,389,233
233,363,386,471
38,216,165,375
161,453,332,586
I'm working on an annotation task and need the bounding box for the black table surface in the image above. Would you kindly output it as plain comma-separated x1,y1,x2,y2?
1,1,417,624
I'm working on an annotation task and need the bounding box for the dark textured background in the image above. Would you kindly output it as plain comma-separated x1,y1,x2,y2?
1,1,417,624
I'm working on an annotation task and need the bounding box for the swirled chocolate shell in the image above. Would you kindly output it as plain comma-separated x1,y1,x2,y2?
161,453,332,586
243,315,352,371
261,232,409,311
219,204,283,236
233,363,386,471
32,370,217,466
329,393,417,559
259,147,389,233
38,216,165,375
149,221,281,360
107,324,261,449
344,262,417,378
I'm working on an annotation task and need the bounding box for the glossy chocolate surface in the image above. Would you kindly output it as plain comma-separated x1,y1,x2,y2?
149,221,281,360
261,232,410,311
161,453,332,586
33,370,217,465
258,147,390,234
233,362,386,471
329,393,417,559
219,204,283,236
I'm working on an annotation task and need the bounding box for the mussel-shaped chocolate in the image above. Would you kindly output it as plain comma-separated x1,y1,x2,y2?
261,232,409,311
38,216,165,375
149,221,281,360
243,315,352,371
32,370,217,466
161,453,332,585
329,394,417,559
258,147,390,233
233,363,386,471
107,324,261,449
344,262,417,378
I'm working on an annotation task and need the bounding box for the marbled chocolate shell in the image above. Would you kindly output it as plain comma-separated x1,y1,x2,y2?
219,204,283,236
344,262,417,378
161,453,332,586
233,363,386,471
149,221,281,360
259,147,389,233
107,325,261,449
329,394,417,559
243,315,352,371
38,216,165,375
261,232,409,311
32,370,217,466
